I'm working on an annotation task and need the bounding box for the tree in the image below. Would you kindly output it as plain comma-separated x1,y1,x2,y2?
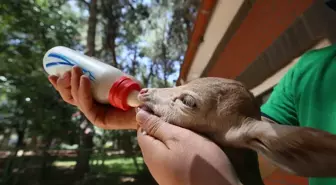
71,1,200,170
0,0,80,147
0,0,81,181
0,0,199,182
73,0,98,176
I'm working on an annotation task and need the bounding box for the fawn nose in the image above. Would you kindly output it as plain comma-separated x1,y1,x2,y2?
139,88,149,94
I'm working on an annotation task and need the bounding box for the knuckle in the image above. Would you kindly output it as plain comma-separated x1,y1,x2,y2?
79,88,90,100
57,78,68,87
71,89,79,99
56,79,63,87
92,114,104,127
59,90,72,99
62,97,71,103
59,92,69,100
70,85,76,91
61,96,75,105
64,100,73,105
144,116,162,135
57,83,67,91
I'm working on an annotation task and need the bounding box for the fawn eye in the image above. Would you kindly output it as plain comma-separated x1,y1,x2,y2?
180,94,197,108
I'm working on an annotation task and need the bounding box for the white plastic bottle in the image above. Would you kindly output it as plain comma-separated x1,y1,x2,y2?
43,46,141,111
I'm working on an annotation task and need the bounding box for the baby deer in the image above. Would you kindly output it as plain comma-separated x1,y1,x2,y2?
138,77,336,185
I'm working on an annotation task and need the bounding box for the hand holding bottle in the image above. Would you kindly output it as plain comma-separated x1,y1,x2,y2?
44,46,142,130
49,66,138,130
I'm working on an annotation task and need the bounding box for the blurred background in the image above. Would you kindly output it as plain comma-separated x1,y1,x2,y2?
0,0,200,184
2,0,336,185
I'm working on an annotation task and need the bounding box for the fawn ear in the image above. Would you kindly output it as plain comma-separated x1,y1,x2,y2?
240,119,336,177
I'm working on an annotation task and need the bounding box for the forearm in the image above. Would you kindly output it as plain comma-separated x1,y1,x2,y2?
261,116,278,124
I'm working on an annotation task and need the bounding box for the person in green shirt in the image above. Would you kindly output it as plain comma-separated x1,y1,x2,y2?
49,44,336,184
261,43,336,185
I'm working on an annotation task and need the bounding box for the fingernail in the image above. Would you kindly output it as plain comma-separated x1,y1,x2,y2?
47,76,54,81
72,65,78,72
135,107,141,113
80,75,88,83
140,128,147,135
62,71,70,79
71,66,76,73
136,109,149,123
80,75,84,85
73,65,81,72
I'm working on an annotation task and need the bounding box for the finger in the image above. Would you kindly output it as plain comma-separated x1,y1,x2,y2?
56,71,75,105
136,109,181,144
77,75,103,126
136,128,167,159
78,75,96,116
77,75,112,129
76,77,137,130
48,75,58,89
71,66,82,104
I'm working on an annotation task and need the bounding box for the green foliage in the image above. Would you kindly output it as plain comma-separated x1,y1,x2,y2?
0,0,198,179
0,0,80,144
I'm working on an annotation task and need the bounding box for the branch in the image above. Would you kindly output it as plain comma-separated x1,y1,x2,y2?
79,0,90,7
122,0,135,11
141,61,155,87
106,20,118,67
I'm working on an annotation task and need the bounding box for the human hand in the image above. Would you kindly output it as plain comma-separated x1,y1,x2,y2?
136,109,242,185
48,66,137,130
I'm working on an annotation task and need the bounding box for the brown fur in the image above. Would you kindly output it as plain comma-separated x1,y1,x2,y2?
138,77,336,184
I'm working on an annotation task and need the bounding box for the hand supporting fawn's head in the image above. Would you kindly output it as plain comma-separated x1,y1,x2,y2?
138,77,260,134
138,77,336,178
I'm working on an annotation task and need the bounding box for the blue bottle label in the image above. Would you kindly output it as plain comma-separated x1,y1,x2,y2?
45,53,95,81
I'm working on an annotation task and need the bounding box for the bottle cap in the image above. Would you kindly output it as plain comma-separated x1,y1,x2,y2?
108,76,141,111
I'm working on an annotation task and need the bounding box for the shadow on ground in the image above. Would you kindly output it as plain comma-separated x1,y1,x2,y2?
0,155,158,185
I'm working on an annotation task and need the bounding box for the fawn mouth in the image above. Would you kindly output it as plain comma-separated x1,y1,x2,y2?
138,103,161,117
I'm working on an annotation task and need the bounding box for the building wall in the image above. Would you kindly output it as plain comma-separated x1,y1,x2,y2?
250,38,332,99
237,1,336,90
185,0,247,81
194,0,336,184
203,0,314,79
200,0,327,185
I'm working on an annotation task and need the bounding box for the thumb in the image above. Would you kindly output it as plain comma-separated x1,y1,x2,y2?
136,127,167,155
136,109,179,143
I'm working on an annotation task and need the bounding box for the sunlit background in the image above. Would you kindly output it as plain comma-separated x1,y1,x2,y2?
0,0,200,184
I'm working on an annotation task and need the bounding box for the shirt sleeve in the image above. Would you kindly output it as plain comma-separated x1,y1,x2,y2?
260,66,299,126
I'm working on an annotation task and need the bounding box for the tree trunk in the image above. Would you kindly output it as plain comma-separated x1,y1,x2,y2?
129,47,138,76
0,134,8,148
74,0,98,177
106,18,118,67
75,120,94,177
100,130,106,166
161,42,169,87
120,133,140,173
142,63,155,87
40,135,53,180
75,133,93,176
102,0,119,68
15,129,25,148
30,135,37,149
86,0,98,56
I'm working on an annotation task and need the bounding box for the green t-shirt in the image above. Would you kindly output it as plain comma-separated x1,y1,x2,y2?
261,44,336,185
